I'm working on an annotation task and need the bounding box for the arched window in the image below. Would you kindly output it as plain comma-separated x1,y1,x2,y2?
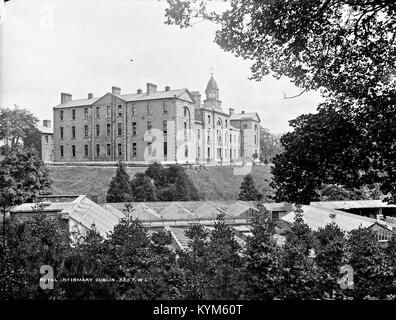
184,106,191,138
217,118,223,127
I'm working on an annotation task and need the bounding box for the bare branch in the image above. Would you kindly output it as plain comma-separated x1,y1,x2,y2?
282,89,308,100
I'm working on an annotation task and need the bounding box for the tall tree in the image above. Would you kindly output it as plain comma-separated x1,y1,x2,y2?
1,211,69,299
179,224,210,299
0,147,52,243
0,106,39,149
238,174,263,201
346,227,394,299
102,215,151,299
106,162,133,203
313,221,347,299
244,205,281,299
23,126,43,156
204,214,245,299
279,207,319,299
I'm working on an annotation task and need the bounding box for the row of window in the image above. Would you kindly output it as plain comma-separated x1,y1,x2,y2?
60,143,128,158
59,120,177,139
60,143,241,160
198,147,239,160
200,129,239,144
206,115,229,127
59,141,184,158
59,101,173,121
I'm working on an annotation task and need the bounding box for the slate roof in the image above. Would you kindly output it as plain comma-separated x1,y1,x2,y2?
230,112,261,122
53,89,190,109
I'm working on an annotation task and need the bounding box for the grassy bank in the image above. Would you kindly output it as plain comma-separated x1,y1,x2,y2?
49,164,273,203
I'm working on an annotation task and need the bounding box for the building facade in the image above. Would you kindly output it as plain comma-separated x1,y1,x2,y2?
39,120,54,162
53,75,260,164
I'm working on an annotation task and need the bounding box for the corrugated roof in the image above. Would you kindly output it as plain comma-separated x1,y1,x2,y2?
262,203,288,212
69,197,120,237
193,202,226,219
160,203,196,220
225,201,258,218
130,203,163,221
311,200,396,210
10,196,121,238
280,205,377,232
168,227,190,250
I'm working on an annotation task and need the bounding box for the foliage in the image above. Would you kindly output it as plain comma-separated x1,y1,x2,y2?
145,162,165,187
165,0,395,97
238,174,263,201
1,206,396,300
244,205,281,299
23,126,43,156
164,0,396,205
260,128,284,163
313,222,347,298
279,207,319,299
271,108,367,204
204,214,245,299
130,173,158,202
0,105,39,149
0,147,52,212
178,224,210,299
319,183,382,201
106,162,133,203
0,213,69,299
345,227,395,299
142,163,200,201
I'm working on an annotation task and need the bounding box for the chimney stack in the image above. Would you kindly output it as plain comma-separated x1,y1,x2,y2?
88,93,93,99
43,120,52,128
229,108,234,114
61,93,72,103
137,89,142,94
146,83,157,95
111,86,121,95
165,86,170,92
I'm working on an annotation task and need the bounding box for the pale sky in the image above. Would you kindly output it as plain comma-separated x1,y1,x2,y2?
0,0,323,134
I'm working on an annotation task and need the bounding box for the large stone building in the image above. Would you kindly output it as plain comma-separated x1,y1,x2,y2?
53,75,261,164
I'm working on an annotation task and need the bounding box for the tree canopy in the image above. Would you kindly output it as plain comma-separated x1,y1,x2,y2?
0,106,38,150
106,162,133,203
164,0,396,204
238,174,263,201
0,147,52,212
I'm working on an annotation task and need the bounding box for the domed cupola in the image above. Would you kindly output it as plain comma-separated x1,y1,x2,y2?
204,73,222,111
206,74,219,92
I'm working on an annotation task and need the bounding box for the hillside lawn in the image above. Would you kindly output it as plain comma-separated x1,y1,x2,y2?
49,164,273,203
